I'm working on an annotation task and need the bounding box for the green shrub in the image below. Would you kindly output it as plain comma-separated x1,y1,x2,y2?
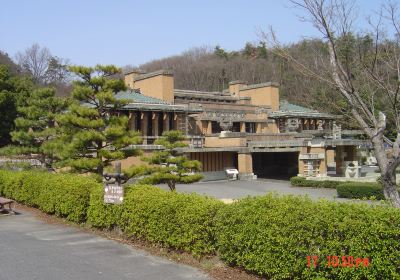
215,194,400,279
87,183,124,229
118,185,224,256
337,182,384,200
290,176,340,188
0,170,99,222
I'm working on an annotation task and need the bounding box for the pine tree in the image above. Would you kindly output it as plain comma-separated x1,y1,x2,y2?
53,65,141,175
0,64,34,146
129,130,202,191
1,87,67,168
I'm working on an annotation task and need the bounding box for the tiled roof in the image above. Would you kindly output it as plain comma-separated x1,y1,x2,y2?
269,100,338,119
114,90,202,113
115,90,170,105
279,100,316,112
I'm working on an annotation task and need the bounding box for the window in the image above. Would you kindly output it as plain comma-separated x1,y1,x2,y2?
245,122,256,133
232,122,241,132
211,121,222,134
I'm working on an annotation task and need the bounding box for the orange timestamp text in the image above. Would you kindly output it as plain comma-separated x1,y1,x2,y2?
307,255,369,268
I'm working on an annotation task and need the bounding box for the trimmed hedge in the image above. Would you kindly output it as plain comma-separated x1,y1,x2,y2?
2,170,400,278
87,183,124,229
337,182,384,200
216,194,400,279
88,184,224,256
290,176,341,188
0,170,99,223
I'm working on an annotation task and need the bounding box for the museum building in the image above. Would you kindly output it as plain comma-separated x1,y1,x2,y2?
116,69,363,180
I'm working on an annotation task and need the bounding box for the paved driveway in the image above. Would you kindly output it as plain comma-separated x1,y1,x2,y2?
163,179,349,201
0,211,209,280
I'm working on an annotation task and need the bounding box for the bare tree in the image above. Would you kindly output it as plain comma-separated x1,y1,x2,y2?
15,43,70,86
264,0,400,207
16,43,52,84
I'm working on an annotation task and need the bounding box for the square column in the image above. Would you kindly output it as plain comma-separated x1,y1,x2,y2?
238,153,254,180
207,121,212,134
163,112,170,132
240,122,246,132
256,123,262,133
152,112,159,136
128,112,136,131
173,113,179,131
336,146,344,175
141,112,148,137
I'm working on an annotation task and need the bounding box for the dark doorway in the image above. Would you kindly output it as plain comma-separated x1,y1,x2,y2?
147,112,153,136
158,112,163,136
253,152,299,179
135,111,141,132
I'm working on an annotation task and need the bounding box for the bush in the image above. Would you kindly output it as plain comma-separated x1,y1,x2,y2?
337,182,384,200
118,185,224,256
0,170,99,222
3,169,400,278
290,176,341,188
87,183,124,230
215,194,400,279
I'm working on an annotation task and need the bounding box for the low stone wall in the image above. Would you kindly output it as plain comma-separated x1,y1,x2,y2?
201,171,228,181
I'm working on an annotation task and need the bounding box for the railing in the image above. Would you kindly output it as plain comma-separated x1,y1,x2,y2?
249,139,307,148
245,133,300,142
140,135,205,149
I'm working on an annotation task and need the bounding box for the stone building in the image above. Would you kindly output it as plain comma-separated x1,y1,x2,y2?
117,69,363,180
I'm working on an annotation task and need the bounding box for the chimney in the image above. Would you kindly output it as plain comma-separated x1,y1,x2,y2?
229,80,247,96
124,70,146,89
133,70,174,103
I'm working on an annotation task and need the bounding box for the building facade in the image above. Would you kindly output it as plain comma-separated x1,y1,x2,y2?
117,69,363,180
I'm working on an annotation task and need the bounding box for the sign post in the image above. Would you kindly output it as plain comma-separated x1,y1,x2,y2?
103,162,127,204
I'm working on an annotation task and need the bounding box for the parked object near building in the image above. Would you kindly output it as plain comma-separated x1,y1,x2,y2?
225,168,239,180
113,69,365,180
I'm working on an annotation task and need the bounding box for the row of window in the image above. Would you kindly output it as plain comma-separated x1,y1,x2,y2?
210,121,256,133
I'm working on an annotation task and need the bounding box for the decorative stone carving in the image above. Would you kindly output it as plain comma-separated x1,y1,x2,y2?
317,120,324,130
255,107,269,114
204,111,245,121
344,161,360,178
286,118,300,132
332,121,342,139
219,120,233,131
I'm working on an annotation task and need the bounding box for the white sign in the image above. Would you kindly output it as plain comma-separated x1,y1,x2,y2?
104,184,124,204
299,153,325,160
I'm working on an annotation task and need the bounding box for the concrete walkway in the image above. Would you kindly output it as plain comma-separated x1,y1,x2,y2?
0,211,209,280
166,179,349,202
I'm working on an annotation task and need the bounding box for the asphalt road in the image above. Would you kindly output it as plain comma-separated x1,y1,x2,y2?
165,178,347,201
0,211,209,280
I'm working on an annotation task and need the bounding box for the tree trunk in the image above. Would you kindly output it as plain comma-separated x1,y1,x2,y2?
97,164,103,176
372,139,400,207
381,175,400,208
167,181,176,191
97,142,104,176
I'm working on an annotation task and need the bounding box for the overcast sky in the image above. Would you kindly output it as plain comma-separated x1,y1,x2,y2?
1,0,387,67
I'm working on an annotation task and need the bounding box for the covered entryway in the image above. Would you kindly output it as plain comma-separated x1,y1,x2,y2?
253,152,299,179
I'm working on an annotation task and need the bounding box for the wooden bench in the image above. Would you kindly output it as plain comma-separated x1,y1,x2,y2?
0,197,15,214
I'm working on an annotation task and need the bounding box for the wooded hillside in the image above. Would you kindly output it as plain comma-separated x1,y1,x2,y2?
137,41,339,117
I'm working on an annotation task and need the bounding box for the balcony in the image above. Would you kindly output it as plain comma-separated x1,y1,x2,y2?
131,135,206,149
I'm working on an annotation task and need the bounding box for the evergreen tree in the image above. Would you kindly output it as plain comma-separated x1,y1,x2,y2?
129,130,202,191
0,64,34,146
53,65,141,175
243,42,256,58
1,87,67,168
214,45,229,59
